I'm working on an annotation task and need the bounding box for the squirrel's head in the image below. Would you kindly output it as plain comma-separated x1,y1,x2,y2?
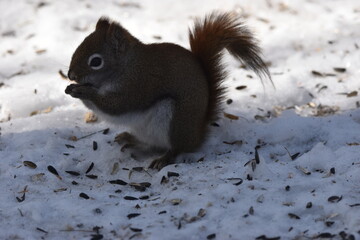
68,17,138,88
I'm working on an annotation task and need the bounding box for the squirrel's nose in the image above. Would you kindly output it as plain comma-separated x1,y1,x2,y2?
68,70,77,81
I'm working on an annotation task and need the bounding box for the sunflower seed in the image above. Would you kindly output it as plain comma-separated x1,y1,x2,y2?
86,162,94,174
109,179,127,185
130,227,142,232
92,141,98,151
236,85,247,90
127,213,140,219
47,165,62,180
65,171,80,176
124,196,138,200
86,174,98,179
79,193,89,199
288,213,300,219
255,235,280,240
207,233,216,239
333,67,346,73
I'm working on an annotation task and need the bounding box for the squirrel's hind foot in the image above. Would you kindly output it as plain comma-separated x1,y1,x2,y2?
148,151,174,170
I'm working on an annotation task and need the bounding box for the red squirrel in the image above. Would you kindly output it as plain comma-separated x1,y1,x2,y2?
65,12,271,170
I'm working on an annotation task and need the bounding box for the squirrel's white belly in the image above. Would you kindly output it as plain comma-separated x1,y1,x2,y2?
88,99,174,149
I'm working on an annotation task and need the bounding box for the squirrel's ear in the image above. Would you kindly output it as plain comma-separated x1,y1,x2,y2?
107,22,127,52
96,17,110,31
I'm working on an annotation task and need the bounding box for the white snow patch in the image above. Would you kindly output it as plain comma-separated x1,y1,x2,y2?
0,0,359,239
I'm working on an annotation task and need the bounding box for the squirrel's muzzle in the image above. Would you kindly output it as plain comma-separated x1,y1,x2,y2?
67,70,77,81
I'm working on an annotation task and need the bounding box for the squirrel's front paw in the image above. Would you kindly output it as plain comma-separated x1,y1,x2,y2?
65,84,78,94
65,84,97,99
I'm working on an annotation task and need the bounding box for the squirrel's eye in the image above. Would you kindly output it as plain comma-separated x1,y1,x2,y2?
88,53,104,70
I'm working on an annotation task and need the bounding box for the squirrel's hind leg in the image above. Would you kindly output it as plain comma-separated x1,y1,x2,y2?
115,131,167,161
115,132,140,152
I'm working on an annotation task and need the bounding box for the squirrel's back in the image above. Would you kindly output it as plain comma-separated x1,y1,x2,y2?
189,12,271,123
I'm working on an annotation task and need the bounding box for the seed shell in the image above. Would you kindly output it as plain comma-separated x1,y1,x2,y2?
102,128,110,134
291,153,300,160
167,171,180,177
315,233,335,238
160,176,168,184
224,112,239,120
349,203,360,207
36,227,48,233
16,193,26,203
328,195,342,203
170,199,182,205
130,184,146,192
23,161,37,169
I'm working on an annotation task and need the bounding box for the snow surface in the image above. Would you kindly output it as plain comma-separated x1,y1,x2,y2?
0,0,360,239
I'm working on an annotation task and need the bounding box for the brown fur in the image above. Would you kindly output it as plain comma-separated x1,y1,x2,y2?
189,12,271,123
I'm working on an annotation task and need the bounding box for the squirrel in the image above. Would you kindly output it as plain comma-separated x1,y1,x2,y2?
65,12,271,170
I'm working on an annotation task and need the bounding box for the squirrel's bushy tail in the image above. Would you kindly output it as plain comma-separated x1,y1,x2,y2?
189,12,271,122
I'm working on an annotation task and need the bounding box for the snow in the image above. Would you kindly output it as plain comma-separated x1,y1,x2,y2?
0,0,359,239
